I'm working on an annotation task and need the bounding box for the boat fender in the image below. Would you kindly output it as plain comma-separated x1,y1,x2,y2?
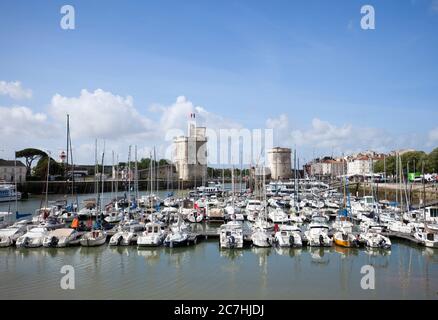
51,236,59,247
319,234,324,245
228,235,235,247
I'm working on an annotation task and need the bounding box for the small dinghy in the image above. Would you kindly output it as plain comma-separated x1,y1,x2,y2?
80,229,107,247
43,228,81,248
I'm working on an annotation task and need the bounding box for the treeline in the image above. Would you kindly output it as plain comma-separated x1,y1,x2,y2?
207,167,250,178
374,148,438,175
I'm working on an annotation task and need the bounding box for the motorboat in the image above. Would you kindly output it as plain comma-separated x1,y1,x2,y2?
109,220,144,246
360,230,391,249
219,220,244,249
272,224,302,247
268,208,289,223
164,230,190,247
16,226,49,248
333,229,360,248
163,196,178,207
246,199,263,214
43,228,82,247
186,209,204,223
0,184,21,202
80,229,107,247
304,214,332,247
38,216,65,230
0,223,27,247
388,220,413,234
251,228,272,247
413,225,438,248
104,211,124,224
137,222,167,247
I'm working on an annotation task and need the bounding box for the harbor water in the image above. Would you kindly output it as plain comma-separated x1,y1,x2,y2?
1,192,438,300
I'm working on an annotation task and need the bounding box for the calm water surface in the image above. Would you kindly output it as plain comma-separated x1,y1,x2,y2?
1,193,438,300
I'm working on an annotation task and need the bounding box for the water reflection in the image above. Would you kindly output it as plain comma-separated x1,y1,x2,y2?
308,247,331,265
163,247,191,268
0,239,437,299
334,246,360,258
219,248,244,260
109,245,131,256
274,246,302,257
364,247,392,257
137,247,161,265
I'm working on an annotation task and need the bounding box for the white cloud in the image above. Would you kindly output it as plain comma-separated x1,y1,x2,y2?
428,127,438,145
265,115,399,158
291,118,352,148
0,105,48,137
0,105,57,157
48,89,154,140
0,81,32,100
266,114,289,131
155,95,241,134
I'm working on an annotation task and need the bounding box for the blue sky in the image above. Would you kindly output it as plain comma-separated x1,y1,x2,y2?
0,0,437,164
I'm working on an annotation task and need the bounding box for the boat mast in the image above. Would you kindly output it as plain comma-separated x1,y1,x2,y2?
95,139,98,197
149,150,153,197
14,152,18,214
67,115,78,210
135,145,139,202
100,141,105,213
45,151,51,209
66,114,69,203
111,150,114,203
154,146,158,195
127,145,131,214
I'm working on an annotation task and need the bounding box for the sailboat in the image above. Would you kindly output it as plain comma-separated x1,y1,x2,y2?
413,162,438,248
333,174,360,248
80,142,107,247
251,166,273,247
219,169,244,249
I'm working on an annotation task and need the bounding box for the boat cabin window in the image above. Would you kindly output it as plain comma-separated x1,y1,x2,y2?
281,231,287,236
148,226,153,233
428,208,438,218
426,233,435,241
154,226,158,233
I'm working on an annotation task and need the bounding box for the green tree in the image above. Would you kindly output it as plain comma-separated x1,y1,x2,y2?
15,148,47,176
33,156,63,179
427,147,438,173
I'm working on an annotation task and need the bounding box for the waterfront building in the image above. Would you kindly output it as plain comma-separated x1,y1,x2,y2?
268,147,292,180
173,119,208,183
0,159,26,183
